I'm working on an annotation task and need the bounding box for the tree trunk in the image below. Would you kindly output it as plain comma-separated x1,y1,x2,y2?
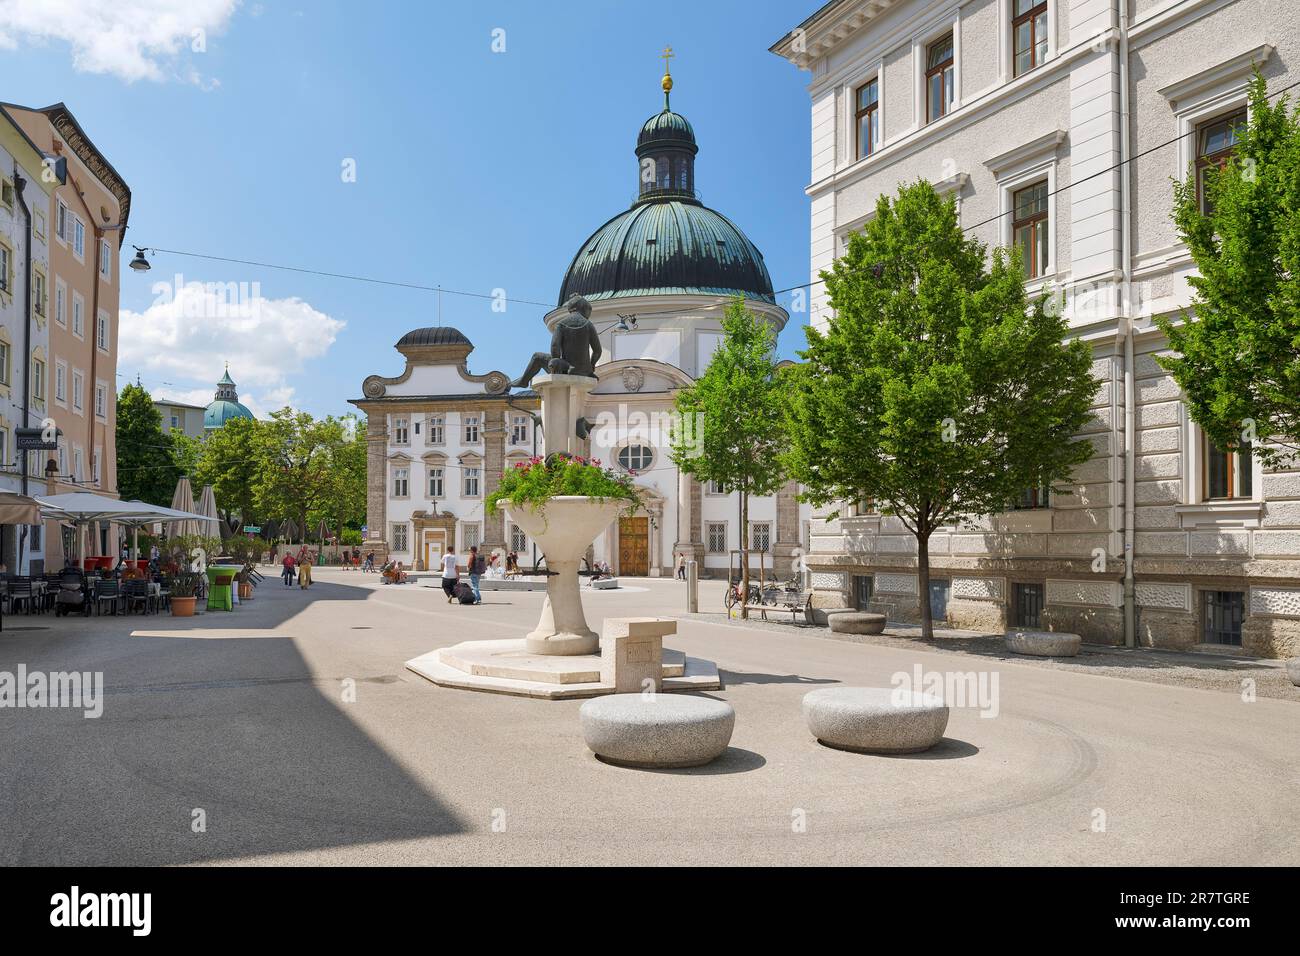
916,523,934,640
740,490,750,620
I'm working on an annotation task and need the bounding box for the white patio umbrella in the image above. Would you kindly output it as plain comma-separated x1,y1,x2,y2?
169,476,199,538
195,484,221,540
35,493,209,567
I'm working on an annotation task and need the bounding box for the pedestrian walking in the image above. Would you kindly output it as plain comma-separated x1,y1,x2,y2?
441,546,459,603
281,552,296,587
363,551,375,573
676,553,686,580
299,550,313,588
468,545,485,605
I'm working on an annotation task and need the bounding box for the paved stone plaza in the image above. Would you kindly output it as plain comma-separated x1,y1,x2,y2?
1,568,1297,866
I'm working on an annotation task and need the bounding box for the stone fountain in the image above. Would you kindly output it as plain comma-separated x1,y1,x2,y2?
404,295,720,698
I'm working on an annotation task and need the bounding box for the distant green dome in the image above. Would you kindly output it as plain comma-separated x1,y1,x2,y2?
204,365,254,430
205,399,254,429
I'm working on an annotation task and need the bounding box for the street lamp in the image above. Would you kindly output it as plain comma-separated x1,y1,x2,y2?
128,246,152,272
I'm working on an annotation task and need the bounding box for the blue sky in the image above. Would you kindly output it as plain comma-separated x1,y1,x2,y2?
0,0,815,419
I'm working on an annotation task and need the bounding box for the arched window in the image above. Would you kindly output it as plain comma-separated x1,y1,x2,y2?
617,444,654,473
657,157,671,189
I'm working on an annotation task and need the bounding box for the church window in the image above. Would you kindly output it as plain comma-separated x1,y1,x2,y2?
706,522,727,555
750,522,771,554
617,444,653,473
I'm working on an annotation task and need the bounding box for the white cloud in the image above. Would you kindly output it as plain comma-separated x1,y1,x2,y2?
0,0,240,85
121,280,344,418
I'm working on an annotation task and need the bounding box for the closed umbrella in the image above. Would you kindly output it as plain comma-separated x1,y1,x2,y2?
169,476,198,538
196,485,221,539
281,518,299,544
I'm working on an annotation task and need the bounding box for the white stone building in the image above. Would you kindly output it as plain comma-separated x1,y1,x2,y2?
772,0,1300,654
356,72,810,578
0,105,53,573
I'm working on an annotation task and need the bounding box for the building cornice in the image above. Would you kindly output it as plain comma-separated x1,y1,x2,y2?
983,129,1067,175
769,0,901,70
1157,43,1274,109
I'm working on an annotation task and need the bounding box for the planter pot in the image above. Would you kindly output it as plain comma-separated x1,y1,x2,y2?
238,582,253,600
506,496,627,655
171,596,197,617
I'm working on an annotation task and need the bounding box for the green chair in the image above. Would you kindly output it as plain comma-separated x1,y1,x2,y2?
207,571,235,611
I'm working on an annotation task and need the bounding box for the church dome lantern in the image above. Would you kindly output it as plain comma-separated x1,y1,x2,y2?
203,365,255,430
557,51,776,306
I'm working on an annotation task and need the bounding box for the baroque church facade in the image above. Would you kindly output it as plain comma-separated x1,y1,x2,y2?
354,67,809,578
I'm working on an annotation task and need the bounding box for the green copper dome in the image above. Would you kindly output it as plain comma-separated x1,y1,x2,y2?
637,110,697,153
204,366,254,430
559,200,775,304
558,94,773,305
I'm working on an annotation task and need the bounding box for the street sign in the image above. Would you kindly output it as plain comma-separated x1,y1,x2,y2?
16,426,60,451
243,526,261,533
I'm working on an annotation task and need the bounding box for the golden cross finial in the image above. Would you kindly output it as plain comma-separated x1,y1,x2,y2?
660,45,675,108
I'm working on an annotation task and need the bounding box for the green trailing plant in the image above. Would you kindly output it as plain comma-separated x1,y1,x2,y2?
485,454,641,518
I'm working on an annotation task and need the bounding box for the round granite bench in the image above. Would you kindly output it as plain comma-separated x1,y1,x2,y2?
828,612,887,635
1005,628,1082,657
1286,658,1300,688
802,687,948,754
579,694,735,768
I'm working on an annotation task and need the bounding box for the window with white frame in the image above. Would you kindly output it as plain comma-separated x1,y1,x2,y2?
0,242,11,295
750,522,772,554
55,280,66,327
427,466,444,498
391,523,408,552
32,269,46,318
510,414,529,445
95,382,107,419
706,478,727,495
72,216,85,259
706,522,727,555
463,414,480,443
0,341,9,386
93,447,101,486
427,414,444,444
1012,0,1048,77
55,362,67,404
31,358,45,404
100,239,112,281
392,416,409,445
463,466,481,497
617,443,654,473
1204,436,1253,501
925,34,954,123
72,294,84,337
1195,109,1247,215
392,466,409,497
96,311,108,351
0,427,7,467
56,199,70,243
72,370,83,412
34,209,45,241
29,523,40,551
855,77,880,160
73,447,83,483
0,177,12,211
1012,180,1049,279
461,523,481,550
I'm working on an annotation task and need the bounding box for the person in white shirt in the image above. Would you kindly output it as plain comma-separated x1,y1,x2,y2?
440,548,459,603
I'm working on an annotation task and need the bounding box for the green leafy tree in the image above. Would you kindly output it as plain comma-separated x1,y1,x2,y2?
1157,74,1300,466
116,383,180,505
784,181,1097,639
670,297,788,617
307,414,369,541
254,409,355,544
195,416,263,528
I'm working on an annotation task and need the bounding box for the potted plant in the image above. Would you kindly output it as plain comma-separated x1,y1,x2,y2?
486,453,641,655
170,571,200,617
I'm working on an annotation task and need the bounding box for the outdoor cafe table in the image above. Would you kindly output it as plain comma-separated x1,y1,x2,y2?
207,565,243,607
